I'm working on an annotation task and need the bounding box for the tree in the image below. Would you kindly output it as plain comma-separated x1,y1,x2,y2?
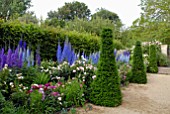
92,8,121,24
90,28,122,107
130,41,147,84
140,0,170,22
0,0,31,21
47,1,91,21
141,0,170,56
18,11,38,24
92,8,123,39
148,44,158,73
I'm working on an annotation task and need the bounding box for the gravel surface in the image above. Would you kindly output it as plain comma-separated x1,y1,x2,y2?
77,73,170,114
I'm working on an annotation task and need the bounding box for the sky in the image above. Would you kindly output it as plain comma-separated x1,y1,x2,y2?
29,0,142,27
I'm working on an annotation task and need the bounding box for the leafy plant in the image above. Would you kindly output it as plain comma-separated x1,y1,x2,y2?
33,72,50,84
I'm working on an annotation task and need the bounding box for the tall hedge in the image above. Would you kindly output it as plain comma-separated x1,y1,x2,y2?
148,44,158,73
0,21,100,60
0,21,125,60
90,28,122,107
130,41,147,84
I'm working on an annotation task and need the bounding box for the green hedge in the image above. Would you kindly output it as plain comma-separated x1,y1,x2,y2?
0,21,100,60
148,45,158,73
130,41,147,84
90,28,122,107
0,20,125,60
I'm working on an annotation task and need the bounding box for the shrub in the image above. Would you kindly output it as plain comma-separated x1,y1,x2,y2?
157,51,170,67
90,28,122,107
130,41,147,84
148,45,158,73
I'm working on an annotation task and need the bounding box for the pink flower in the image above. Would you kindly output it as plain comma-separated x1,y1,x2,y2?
45,82,51,87
80,84,83,88
51,92,60,97
48,85,57,89
38,84,44,88
57,82,62,86
31,84,39,89
27,89,33,94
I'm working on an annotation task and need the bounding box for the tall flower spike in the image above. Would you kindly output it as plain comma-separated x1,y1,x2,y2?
57,41,62,64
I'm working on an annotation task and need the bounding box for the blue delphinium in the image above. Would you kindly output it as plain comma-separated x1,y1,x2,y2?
57,41,62,64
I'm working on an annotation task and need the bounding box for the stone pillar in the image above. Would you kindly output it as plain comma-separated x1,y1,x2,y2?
161,45,168,56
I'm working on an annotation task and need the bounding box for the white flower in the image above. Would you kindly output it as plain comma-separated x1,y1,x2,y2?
56,76,61,80
63,61,68,65
19,84,23,87
3,81,6,84
16,73,22,77
59,102,62,105
82,94,84,96
83,79,85,82
62,85,65,88
32,84,39,87
76,67,80,71
79,66,84,71
4,64,8,68
57,66,60,69
9,69,12,72
73,70,76,73
23,86,28,90
44,69,49,72
18,76,24,79
84,72,86,75
58,97,62,101
92,75,96,79
10,82,14,86
39,88,44,91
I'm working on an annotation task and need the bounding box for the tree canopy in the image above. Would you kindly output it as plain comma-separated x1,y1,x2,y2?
47,1,91,21
0,0,31,21
92,8,121,24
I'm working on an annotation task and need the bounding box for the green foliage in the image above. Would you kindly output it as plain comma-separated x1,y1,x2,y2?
60,79,85,107
47,1,91,21
33,72,50,84
148,45,158,73
113,40,125,50
45,18,65,28
92,8,122,25
65,17,115,36
18,11,38,24
0,21,100,59
90,28,122,107
130,41,147,84
29,90,44,114
11,91,28,107
0,0,31,21
157,51,170,67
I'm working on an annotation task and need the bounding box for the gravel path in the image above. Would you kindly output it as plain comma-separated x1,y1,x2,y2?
77,73,170,114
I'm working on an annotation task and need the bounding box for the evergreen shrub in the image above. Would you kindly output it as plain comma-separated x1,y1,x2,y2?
90,28,122,107
130,41,147,84
148,44,158,73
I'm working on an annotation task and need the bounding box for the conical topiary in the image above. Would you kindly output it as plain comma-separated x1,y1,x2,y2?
148,44,158,73
130,41,147,84
90,28,122,107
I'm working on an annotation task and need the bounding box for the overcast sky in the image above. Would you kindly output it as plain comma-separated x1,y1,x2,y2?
29,0,142,27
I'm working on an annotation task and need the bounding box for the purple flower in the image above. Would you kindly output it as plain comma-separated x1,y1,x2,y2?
57,41,62,64
51,92,60,97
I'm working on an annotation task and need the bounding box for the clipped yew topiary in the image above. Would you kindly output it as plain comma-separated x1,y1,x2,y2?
90,28,122,107
148,44,158,73
130,41,147,84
